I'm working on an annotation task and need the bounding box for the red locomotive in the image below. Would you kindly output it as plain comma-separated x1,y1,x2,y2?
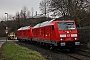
17,26,33,42
17,18,80,49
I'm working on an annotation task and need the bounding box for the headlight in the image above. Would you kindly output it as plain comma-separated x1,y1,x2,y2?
74,38,77,40
60,34,66,37
60,38,64,41
71,34,77,37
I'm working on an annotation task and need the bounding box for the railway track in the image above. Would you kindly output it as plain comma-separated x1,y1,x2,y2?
60,49,90,60
52,48,90,60
66,53,90,60
76,49,90,57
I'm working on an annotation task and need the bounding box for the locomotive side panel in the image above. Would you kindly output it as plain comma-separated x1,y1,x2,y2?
44,26,51,40
29,28,33,38
39,27,45,39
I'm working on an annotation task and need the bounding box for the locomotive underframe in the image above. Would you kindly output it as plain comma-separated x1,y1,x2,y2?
18,37,80,49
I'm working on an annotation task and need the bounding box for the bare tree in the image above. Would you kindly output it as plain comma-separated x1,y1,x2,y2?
47,0,89,16
31,7,34,18
8,14,15,20
39,0,50,17
20,10,23,19
26,10,31,18
46,0,90,26
19,6,32,19
19,6,28,19
15,11,20,28
0,16,6,21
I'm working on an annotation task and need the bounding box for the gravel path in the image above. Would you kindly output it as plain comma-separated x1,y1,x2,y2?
0,41,5,48
0,41,5,59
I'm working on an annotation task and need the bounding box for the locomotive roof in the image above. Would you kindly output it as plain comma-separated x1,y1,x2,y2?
18,26,30,30
34,19,54,28
34,18,74,28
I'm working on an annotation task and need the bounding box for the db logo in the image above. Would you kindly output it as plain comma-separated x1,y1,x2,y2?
67,34,70,37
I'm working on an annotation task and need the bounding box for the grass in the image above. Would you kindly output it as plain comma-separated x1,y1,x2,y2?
1,42,46,60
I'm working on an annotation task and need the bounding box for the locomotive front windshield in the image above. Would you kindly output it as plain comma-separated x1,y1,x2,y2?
58,22,76,30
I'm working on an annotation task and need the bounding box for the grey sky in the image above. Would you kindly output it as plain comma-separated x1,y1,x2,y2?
0,0,42,18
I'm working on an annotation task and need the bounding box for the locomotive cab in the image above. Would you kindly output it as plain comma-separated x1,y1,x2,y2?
55,20,80,48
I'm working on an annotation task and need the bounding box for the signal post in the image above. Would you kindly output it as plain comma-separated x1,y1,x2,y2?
5,26,8,42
